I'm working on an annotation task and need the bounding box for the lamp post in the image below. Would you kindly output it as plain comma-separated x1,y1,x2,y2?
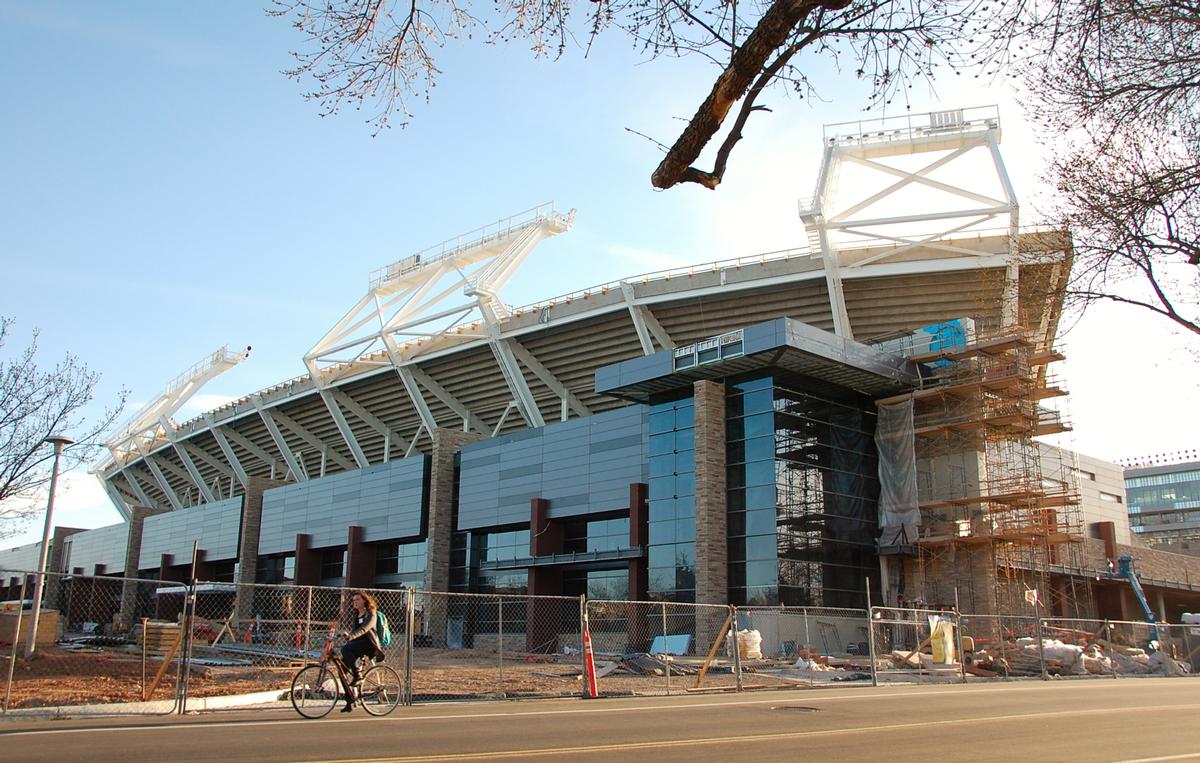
24,435,74,659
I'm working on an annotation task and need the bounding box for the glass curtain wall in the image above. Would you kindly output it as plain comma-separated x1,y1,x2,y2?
773,376,880,608
727,373,880,608
647,394,697,602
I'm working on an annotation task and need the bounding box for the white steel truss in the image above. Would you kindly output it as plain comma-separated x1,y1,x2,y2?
304,203,575,389
204,414,251,490
98,346,250,475
799,106,1019,339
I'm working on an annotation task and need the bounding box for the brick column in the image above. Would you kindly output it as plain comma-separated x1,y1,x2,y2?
425,428,485,647
234,476,283,621
693,381,728,648
293,533,321,586
43,526,83,617
527,498,563,652
626,482,651,652
115,505,169,632
345,525,375,588
628,482,649,602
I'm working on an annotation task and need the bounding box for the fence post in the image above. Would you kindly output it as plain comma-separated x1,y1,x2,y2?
661,602,669,695
865,578,878,687
303,586,313,657
1106,620,1118,679
179,542,198,715
498,599,505,699
405,588,415,705
731,605,742,692
1035,616,1048,680
578,595,588,697
2,576,27,713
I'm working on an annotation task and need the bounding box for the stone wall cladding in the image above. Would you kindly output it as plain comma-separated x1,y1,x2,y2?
693,380,727,606
426,428,485,594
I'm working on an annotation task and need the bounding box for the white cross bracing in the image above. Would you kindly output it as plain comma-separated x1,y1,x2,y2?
96,346,251,475
799,106,1020,339
304,203,575,435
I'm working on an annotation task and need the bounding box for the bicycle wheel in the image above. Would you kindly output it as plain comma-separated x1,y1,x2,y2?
291,664,340,719
359,664,402,716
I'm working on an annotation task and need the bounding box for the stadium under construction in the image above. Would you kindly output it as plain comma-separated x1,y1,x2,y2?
5,105,1200,628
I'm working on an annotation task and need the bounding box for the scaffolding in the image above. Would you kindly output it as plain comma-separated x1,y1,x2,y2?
881,327,1090,617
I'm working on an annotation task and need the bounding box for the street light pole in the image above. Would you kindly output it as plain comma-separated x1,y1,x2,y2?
24,435,74,659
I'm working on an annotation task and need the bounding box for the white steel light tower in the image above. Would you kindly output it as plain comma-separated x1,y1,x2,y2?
304,204,575,433
94,345,251,515
799,106,1020,339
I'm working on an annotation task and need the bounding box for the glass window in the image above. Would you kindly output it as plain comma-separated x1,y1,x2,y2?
650,454,675,477
745,534,776,561
744,412,774,438
650,433,674,456
649,410,676,434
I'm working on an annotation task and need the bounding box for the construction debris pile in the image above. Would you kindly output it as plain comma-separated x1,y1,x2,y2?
885,626,1193,678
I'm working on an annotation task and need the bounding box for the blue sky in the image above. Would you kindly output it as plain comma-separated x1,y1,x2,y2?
2,1,1196,544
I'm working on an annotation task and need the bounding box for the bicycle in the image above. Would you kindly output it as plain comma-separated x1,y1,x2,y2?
290,630,402,718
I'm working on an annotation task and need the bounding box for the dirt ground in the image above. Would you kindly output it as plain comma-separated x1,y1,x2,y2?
0,644,294,709
1,645,784,710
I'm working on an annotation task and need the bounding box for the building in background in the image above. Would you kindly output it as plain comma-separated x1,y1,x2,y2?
1123,452,1200,549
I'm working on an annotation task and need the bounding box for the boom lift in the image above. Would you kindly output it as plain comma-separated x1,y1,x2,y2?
1107,555,1159,643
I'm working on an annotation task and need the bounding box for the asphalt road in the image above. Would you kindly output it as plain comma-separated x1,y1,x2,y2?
3,678,1199,762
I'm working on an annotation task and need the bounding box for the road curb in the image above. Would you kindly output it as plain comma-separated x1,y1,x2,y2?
1,689,288,719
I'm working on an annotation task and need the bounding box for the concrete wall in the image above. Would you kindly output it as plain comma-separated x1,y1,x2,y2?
1042,444,1132,545
62,523,128,573
139,496,243,568
457,405,648,530
258,455,429,554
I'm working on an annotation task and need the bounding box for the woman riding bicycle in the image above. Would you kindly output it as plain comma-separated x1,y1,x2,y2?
341,591,385,702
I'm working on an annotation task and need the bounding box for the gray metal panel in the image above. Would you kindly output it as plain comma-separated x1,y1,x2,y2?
459,404,649,530
63,523,129,573
0,541,43,575
139,496,243,568
258,454,430,554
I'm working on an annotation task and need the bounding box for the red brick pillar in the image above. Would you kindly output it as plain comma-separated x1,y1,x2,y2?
345,525,375,589
528,497,563,652
293,533,321,587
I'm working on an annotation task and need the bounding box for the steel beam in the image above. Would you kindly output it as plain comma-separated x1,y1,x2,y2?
505,339,590,419
396,366,439,434
325,387,412,456
320,390,369,468
98,476,133,520
404,366,489,435
163,417,216,504
121,468,156,508
268,407,357,472
202,414,250,489
254,398,309,482
489,337,544,428
142,454,184,510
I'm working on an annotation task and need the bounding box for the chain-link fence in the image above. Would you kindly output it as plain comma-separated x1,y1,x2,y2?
4,568,1198,717
1,569,191,715
409,591,583,702
870,607,964,682
736,606,875,688
583,599,736,695
955,613,1042,679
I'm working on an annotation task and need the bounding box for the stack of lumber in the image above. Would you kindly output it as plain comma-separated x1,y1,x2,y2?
138,620,182,657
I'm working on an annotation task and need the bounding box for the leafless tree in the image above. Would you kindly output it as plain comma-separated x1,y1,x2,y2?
271,0,1038,190
1023,0,1199,335
0,318,127,538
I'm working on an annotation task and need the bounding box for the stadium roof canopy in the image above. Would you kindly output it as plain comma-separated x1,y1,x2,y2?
94,106,1071,518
